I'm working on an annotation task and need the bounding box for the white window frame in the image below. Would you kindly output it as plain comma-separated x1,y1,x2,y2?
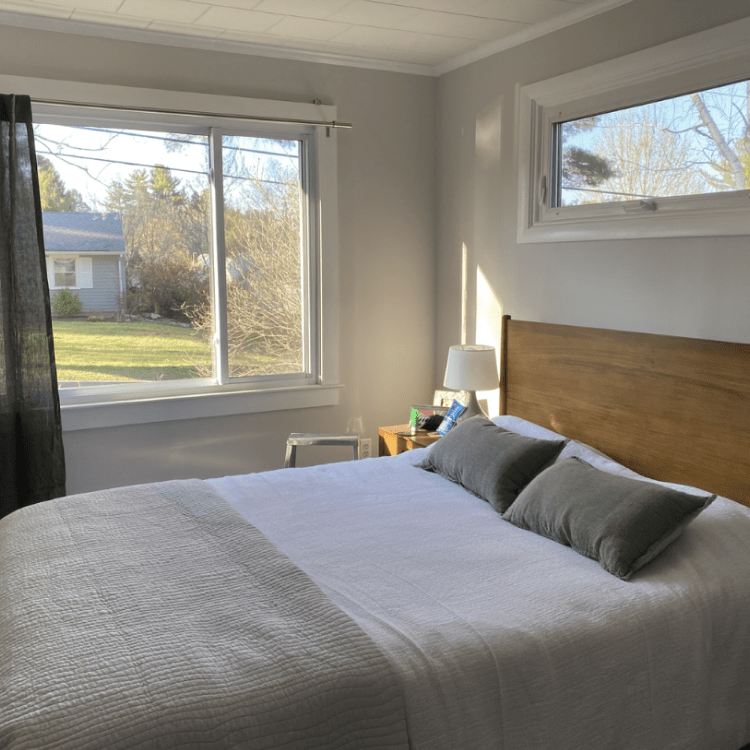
52,256,78,289
0,73,341,429
48,255,93,290
517,16,750,243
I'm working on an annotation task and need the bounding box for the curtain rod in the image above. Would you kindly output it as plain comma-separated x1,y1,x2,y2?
32,98,352,130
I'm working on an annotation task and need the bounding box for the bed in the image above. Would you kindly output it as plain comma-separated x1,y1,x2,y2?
2,316,750,750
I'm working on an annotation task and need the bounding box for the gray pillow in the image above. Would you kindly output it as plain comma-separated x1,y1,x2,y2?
418,416,566,512
504,457,715,580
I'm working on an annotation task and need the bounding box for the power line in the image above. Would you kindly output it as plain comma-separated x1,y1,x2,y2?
36,148,298,189
36,124,299,160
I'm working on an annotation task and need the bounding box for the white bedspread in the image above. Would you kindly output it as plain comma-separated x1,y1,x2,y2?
209,450,750,750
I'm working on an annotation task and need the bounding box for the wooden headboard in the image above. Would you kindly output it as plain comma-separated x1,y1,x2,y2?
500,316,750,507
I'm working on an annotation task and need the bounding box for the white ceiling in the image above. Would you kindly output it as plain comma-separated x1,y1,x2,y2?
0,0,632,75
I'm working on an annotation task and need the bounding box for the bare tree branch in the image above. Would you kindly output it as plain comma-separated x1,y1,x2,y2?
690,92,746,189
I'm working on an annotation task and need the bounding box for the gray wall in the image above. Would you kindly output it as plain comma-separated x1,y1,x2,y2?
0,26,437,492
436,0,750,394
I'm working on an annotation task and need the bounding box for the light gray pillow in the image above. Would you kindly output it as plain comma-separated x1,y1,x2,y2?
418,416,566,512
504,457,716,580
492,415,564,442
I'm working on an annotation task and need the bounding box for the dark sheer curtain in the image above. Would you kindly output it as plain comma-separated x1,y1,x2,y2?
0,94,65,520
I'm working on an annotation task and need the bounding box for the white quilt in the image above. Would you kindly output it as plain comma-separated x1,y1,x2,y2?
209,449,750,750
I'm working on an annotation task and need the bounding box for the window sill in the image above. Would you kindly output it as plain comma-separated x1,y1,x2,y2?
60,383,342,431
520,191,750,243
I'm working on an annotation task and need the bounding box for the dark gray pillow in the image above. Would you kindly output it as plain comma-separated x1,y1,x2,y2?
504,457,715,580
418,416,565,512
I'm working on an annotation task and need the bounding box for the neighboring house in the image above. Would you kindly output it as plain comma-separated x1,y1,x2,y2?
43,212,126,315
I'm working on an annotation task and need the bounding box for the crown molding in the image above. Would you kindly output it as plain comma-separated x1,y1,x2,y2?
0,10,434,76
433,0,635,76
0,0,634,79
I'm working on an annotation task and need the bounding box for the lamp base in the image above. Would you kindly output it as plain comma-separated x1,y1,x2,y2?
458,391,488,421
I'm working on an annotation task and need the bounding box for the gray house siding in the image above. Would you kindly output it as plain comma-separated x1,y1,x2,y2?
86,255,122,312
49,254,122,313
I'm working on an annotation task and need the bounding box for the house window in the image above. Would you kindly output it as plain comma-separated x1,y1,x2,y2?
54,258,76,287
24,82,340,429
47,254,94,291
517,16,750,242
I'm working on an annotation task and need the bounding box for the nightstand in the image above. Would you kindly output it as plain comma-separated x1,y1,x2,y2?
378,424,442,456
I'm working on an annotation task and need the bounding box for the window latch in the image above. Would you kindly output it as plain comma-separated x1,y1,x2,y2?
623,199,658,213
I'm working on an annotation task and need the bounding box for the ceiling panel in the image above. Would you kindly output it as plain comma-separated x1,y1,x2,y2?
400,9,525,40
118,0,209,25
252,0,351,18
328,1,422,27
265,15,352,41
198,6,283,33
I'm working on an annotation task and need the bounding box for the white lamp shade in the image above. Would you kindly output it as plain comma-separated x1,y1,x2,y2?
443,345,498,391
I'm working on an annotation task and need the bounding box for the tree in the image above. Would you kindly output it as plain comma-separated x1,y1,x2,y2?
106,165,209,319
689,81,750,191
561,118,618,196
37,156,89,212
578,104,705,203
190,165,303,377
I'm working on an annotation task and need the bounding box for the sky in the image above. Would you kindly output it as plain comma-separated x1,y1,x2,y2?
33,123,301,211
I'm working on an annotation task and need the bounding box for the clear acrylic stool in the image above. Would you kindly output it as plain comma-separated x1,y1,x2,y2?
284,433,360,468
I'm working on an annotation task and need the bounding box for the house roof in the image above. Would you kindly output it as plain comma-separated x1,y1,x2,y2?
43,212,125,254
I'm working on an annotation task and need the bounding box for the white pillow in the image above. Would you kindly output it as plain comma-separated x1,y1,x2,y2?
493,415,712,499
559,440,642,479
491,415,563,442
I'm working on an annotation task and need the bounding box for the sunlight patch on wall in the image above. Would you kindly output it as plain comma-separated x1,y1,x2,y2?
461,242,469,345
476,265,503,416
475,99,502,166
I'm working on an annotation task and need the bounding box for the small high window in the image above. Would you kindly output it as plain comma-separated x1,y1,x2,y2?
517,17,750,242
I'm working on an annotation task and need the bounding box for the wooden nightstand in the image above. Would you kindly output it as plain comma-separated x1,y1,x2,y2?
378,424,442,456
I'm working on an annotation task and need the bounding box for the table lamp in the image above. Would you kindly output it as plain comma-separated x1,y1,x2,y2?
443,344,498,420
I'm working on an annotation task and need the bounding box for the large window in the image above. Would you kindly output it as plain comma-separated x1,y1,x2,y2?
518,16,750,242
10,78,340,429
37,121,310,389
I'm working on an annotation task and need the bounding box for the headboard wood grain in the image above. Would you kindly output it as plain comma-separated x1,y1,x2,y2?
500,316,750,506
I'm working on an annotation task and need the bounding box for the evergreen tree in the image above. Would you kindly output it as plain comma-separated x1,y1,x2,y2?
37,156,89,212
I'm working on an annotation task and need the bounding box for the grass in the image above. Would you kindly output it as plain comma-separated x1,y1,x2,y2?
51,319,211,382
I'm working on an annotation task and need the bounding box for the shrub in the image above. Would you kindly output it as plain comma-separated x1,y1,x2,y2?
53,288,83,317
125,250,207,322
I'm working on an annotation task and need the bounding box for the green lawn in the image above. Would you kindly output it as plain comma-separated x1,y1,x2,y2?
51,320,211,382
